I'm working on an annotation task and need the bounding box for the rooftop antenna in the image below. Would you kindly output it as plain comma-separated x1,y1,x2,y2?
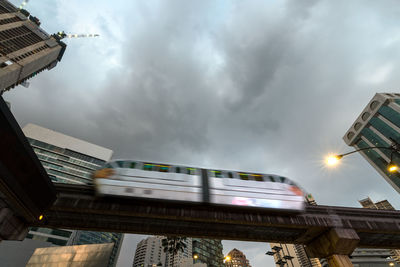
56,31,100,40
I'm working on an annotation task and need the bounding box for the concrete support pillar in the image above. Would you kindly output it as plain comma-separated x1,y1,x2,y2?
305,228,360,267
0,199,28,241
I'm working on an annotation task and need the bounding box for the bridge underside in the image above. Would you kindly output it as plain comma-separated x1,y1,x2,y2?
38,184,400,249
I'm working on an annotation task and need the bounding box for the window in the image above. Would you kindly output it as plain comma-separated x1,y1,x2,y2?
159,165,170,172
239,173,248,180
143,164,154,171
211,170,222,178
175,166,181,173
251,174,263,181
228,172,233,178
187,168,196,175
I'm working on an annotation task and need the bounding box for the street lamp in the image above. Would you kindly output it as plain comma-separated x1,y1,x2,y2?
325,138,400,173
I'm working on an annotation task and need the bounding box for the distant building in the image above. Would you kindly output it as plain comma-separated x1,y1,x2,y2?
192,238,224,267
165,237,192,267
133,236,166,267
22,123,122,267
268,194,322,267
343,93,400,193
225,248,251,267
350,197,399,267
0,0,66,94
26,243,114,267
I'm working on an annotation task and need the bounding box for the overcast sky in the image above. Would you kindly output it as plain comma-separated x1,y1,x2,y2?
5,0,400,266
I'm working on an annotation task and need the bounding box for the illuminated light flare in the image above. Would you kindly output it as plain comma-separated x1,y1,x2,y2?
388,163,399,173
38,214,43,220
325,154,343,166
225,256,231,261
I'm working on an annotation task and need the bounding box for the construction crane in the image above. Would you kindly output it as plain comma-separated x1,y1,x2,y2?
56,31,100,40
19,0,29,9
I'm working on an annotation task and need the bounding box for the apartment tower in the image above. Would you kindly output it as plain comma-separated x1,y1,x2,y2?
132,236,166,267
343,93,400,193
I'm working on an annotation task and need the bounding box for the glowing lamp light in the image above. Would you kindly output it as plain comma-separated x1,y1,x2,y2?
389,262,395,267
193,254,198,259
388,162,399,173
38,215,43,221
325,155,343,166
225,256,231,261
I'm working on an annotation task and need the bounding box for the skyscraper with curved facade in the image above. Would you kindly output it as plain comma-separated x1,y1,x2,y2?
343,93,400,193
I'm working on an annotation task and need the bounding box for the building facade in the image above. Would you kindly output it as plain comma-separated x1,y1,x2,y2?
133,236,166,267
26,243,114,267
343,93,400,193
22,123,122,267
350,197,399,267
165,237,193,267
225,248,251,267
0,0,66,94
192,238,224,267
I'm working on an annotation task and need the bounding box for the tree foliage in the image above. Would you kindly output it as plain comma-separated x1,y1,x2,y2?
161,236,187,267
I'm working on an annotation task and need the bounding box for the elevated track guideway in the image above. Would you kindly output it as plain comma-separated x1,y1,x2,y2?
42,183,400,249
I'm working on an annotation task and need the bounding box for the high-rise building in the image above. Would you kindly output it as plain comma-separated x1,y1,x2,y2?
21,123,122,267
165,237,192,267
225,248,251,267
343,93,400,193
0,0,66,94
268,194,322,267
133,236,166,267
350,197,399,267
192,238,224,267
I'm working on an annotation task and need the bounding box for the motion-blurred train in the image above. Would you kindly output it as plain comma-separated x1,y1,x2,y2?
93,160,305,212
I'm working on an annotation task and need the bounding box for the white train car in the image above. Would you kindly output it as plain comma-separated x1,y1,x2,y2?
93,160,305,212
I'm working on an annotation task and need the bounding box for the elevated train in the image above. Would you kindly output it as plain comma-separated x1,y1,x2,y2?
93,160,305,212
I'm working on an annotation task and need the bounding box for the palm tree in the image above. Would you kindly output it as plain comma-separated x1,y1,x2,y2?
161,236,187,267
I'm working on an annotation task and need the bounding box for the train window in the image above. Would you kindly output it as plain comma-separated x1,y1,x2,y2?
175,167,181,173
252,174,263,181
104,163,112,168
239,173,249,180
129,162,136,169
116,161,125,168
279,177,288,183
187,168,196,175
267,176,276,182
228,172,233,178
211,170,222,178
143,164,154,171
159,165,170,172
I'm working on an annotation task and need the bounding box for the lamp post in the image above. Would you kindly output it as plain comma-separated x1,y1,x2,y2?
326,138,400,173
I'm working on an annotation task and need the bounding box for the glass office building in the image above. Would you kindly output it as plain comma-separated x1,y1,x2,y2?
192,238,224,267
344,93,400,193
22,123,123,267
